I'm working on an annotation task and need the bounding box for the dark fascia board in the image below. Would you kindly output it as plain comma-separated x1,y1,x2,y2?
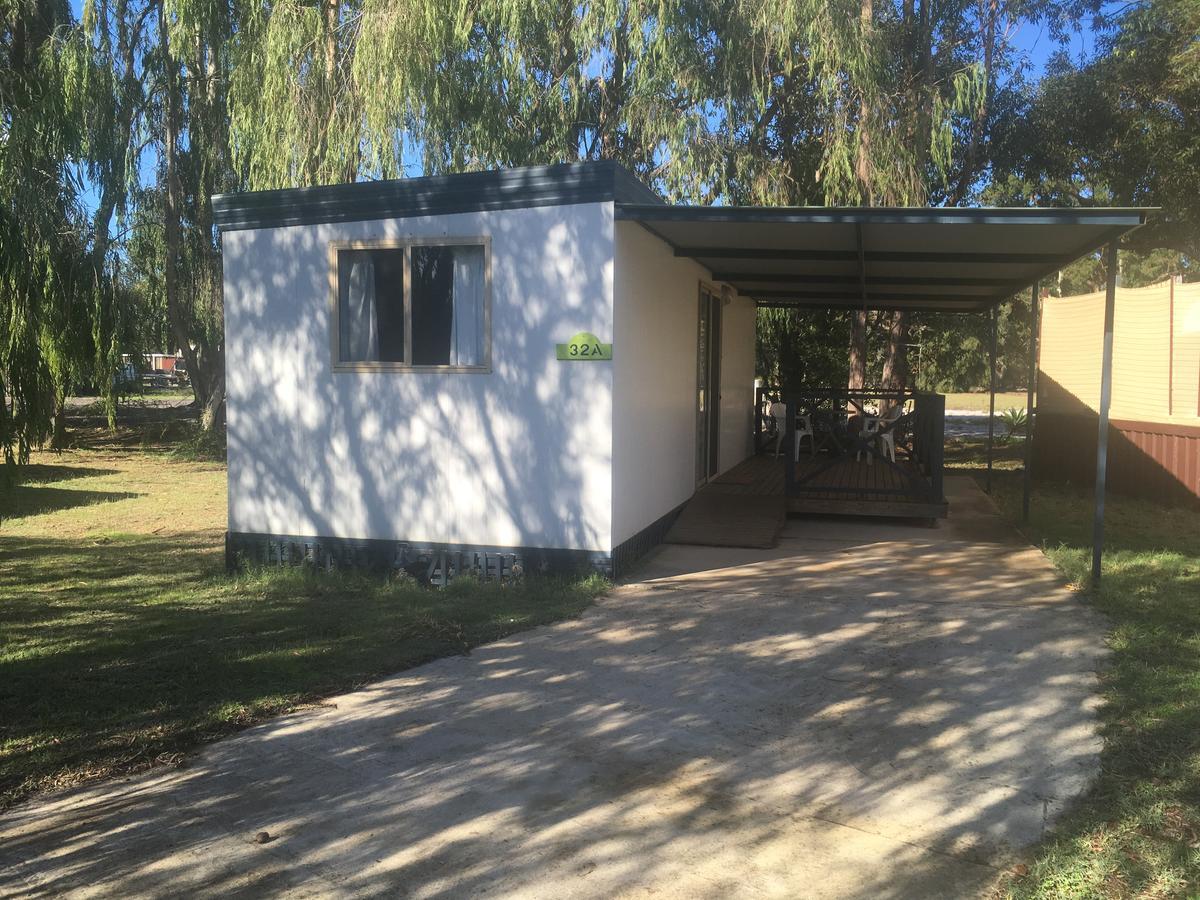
751,289,996,302
680,247,1088,263
757,300,990,313
616,203,1150,228
718,273,1024,287
213,161,664,232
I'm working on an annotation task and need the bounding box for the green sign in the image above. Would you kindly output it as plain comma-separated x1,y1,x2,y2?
556,332,613,361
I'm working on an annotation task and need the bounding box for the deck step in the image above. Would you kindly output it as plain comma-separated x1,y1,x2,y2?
664,492,786,549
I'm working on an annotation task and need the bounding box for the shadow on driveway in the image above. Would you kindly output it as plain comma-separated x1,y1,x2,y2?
0,478,1106,899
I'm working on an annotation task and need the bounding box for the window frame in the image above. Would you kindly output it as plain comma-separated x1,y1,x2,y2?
328,235,492,373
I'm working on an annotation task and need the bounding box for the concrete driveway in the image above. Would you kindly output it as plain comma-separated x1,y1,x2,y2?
0,477,1106,899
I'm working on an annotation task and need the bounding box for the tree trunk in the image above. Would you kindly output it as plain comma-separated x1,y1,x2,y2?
49,392,68,450
950,0,996,203
201,374,226,430
880,311,910,392
559,6,581,159
848,310,868,389
854,0,875,204
159,6,197,414
598,11,628,160
191,35,229,432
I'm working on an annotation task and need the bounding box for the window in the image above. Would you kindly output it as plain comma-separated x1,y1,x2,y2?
332,239,489,370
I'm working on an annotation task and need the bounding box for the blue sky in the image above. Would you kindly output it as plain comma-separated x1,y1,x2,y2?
1010,7,1112,78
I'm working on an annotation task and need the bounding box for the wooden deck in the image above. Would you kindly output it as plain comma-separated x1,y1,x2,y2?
707,453,948,519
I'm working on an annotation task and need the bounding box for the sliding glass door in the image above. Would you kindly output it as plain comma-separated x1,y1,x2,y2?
696,285,722,485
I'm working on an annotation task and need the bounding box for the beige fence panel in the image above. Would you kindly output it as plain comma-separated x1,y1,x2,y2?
1113,281,1172,419
1038,289,1104,415
1173,281,1200,418
1040,278,1200,426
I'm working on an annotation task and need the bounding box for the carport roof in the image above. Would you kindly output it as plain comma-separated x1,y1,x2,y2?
212,160,1149,313
617,204,1150,312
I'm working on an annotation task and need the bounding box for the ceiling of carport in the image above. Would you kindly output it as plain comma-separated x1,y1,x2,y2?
615,204,1149,312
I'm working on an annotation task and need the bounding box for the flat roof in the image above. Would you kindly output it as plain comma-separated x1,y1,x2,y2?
212,161,661,232
617,204,1149,312
214,161,1149,312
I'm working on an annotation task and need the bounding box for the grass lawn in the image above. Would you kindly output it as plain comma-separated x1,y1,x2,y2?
947,439,1200,898
0,400,606,810
943,390,1028,412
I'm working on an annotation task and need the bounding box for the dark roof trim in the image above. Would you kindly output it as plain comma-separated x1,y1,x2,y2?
214,161,663,232
676,247,1088,264
715,273,1024,287
758,300,990,313
753,290,998,304
616,203,1149,227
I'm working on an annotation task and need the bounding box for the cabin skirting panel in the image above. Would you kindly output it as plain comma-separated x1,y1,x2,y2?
226,531,612,580
609,500,688,579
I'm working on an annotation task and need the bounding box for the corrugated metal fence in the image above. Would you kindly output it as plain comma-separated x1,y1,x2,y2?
1035,278,1200,505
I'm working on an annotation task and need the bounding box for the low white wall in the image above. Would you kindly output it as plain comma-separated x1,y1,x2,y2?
223,202,614,552
611,221,756,546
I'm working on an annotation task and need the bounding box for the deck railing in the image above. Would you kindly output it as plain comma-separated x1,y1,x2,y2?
756,386,945,504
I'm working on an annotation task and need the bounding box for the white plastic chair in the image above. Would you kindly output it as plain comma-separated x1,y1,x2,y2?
878,410,897,460
769,402,788,457
793,414,815,461
856,416,880,465
876,406,907,463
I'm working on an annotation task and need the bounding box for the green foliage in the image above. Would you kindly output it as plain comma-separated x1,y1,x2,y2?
170,422,227,462
223,0,999,208
756,307,855,386
4,0,1198,446
909,303,1032,393
758,299,1035,392
0,0,120,463
988,0,1200,260
999,406,1027,441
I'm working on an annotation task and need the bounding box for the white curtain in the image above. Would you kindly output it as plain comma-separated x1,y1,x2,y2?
341,251,378,361
450,245,485,366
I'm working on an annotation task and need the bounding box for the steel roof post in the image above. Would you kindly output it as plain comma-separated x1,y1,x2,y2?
987,305,998,494
1022,282,1039,522
1092,242,1119,588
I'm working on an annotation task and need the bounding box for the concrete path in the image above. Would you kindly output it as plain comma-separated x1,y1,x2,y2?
0,477,1107,899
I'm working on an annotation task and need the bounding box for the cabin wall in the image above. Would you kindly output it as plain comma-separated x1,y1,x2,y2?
611,221,756,548
223,202,615,553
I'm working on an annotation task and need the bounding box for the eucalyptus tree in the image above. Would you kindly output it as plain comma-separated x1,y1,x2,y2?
1,0,119,461
223,0,1076,396
76,0,154,271
735,0,1006,389
226,0,735,191
128,0,234,430
990,0,1200,260
64,0,157,446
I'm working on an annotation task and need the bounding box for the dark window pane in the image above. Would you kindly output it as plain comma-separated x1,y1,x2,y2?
411,246,454,365
337,248,404,362
371,250,405,362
